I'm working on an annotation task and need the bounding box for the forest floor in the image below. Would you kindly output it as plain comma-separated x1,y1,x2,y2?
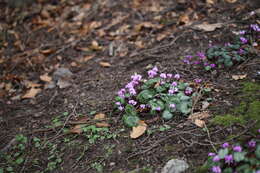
0,0,259,172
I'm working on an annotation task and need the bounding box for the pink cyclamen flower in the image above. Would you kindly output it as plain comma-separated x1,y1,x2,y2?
233,146,242,152
140,104,146,109
129,100,137,105
167,73,173,78
183,59,190,64
129,88,137,95
240,37,248,44
118,89,126,98
197,52,206,59
185,55,193,59
131,74,142,81
148,70,157,78
253,42,258,47
222,142,229,148
248,140,256,148
258,129,260,133
212,166,222,173
239,30,246,35
224,155,233,164
210,64,216,68
194,79,202,83
171,82,178,86
169,104,176,109
174,74,180,79
168,89,174,95
160,73,167,79
155,107,161,111
115,102,121,106
185,87,192,95
208,152,216,157
250,24,260,32
213,155,220,162
118,106,124,111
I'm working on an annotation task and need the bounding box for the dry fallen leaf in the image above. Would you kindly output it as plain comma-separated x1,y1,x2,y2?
99,62,111,67
94,113,106,120
40,73,52,82
232,74,247,80
96,122,110,127
194,119,206,128
188,111,211,121
178,14,190,25
206,0,216,5
69,125,83,134
192,23,223,32
90,40,102,51
130,120,147,139
225,0,237,3
22,88,42,99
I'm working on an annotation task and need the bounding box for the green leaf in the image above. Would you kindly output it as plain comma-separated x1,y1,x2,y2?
218,148,228,159
125,104,137,116
0,168,3,173
115,96,125,104
149,99,165,110
178,102,191,115
137,90,155,103
162,110,173,120
234,152,246,162
205,66,211,71
177,82,188,90
123,115,139,127
236,164,250,172
155,85,166,93
141,78,160,89
15,157,24,164
223,168,232,173
255,145,260,159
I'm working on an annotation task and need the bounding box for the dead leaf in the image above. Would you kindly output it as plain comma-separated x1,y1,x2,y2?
225,0,237,3
96,122,110,127
232,74,247,80
94,113,106,120
188,111,211,121
178,14,190,25
130,120,147,139
194,119,206,128
135,40,145,48
192,23,223,32
40,73,52,82
206,0,216,5
99,62,111,67
22,88,42,99
40,48,55,55
90,40,102,51
69,125,83,134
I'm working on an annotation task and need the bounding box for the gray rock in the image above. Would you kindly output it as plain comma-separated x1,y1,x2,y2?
52,68,73,81
161,159,189,173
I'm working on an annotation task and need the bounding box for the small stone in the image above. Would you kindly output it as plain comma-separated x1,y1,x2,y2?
109,162,115,166
161,159,189,173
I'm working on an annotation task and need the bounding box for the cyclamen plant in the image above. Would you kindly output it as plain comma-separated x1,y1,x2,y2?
115,67,198,127
182,23,259,71
206,130,260,173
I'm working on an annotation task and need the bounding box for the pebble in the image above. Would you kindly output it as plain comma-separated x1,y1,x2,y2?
161,159,189,173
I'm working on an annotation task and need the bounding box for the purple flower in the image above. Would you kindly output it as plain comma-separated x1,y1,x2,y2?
171,82,178,86
129,100,137,105
194,78,202,83
238,48,245,54
129,88,137,95
185,87,192,95
256,170,260,173
248,140,256,148
197,52,206,60
250,11,255,16
185,55,193,59
211,166,221,173
118,89,126,98
161,81,165,85
213,155,221,162
125,82,134,89
258,129,260,133
224,154,233,164
118,106,124,111
174,74,180,79
168,89,174,95
208,152,216,157
233,145,242,152
239,30,246,35
148,67,158,78
225,42,231,47
240,37,248,44
140,104,146,109
183,59,190,64
131,74,142,81
193,60,200,65
160,73,167,79
169,104,176,109
253,42,258,47
222,142,229,148
115,102,121,106
155,107,161,111
210,64,216,68
167,73,172,78
250,24,260,32
169,87,178,95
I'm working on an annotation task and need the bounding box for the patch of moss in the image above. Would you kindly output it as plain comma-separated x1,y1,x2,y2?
211,82,260,132
211,114,245,126
195,163,210,173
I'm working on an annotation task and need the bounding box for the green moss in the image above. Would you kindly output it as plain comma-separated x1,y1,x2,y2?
211,114,245,126
233,101,247,115
195,163,210,173
242,82,260,94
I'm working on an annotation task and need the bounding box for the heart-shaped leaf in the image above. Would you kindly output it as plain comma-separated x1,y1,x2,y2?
162,110,173,120
123,115,139,127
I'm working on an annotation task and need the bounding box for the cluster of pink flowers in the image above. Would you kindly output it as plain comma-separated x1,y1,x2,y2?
182,53,216,69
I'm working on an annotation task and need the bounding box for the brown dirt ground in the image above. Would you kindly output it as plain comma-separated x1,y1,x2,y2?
0,0,259,172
